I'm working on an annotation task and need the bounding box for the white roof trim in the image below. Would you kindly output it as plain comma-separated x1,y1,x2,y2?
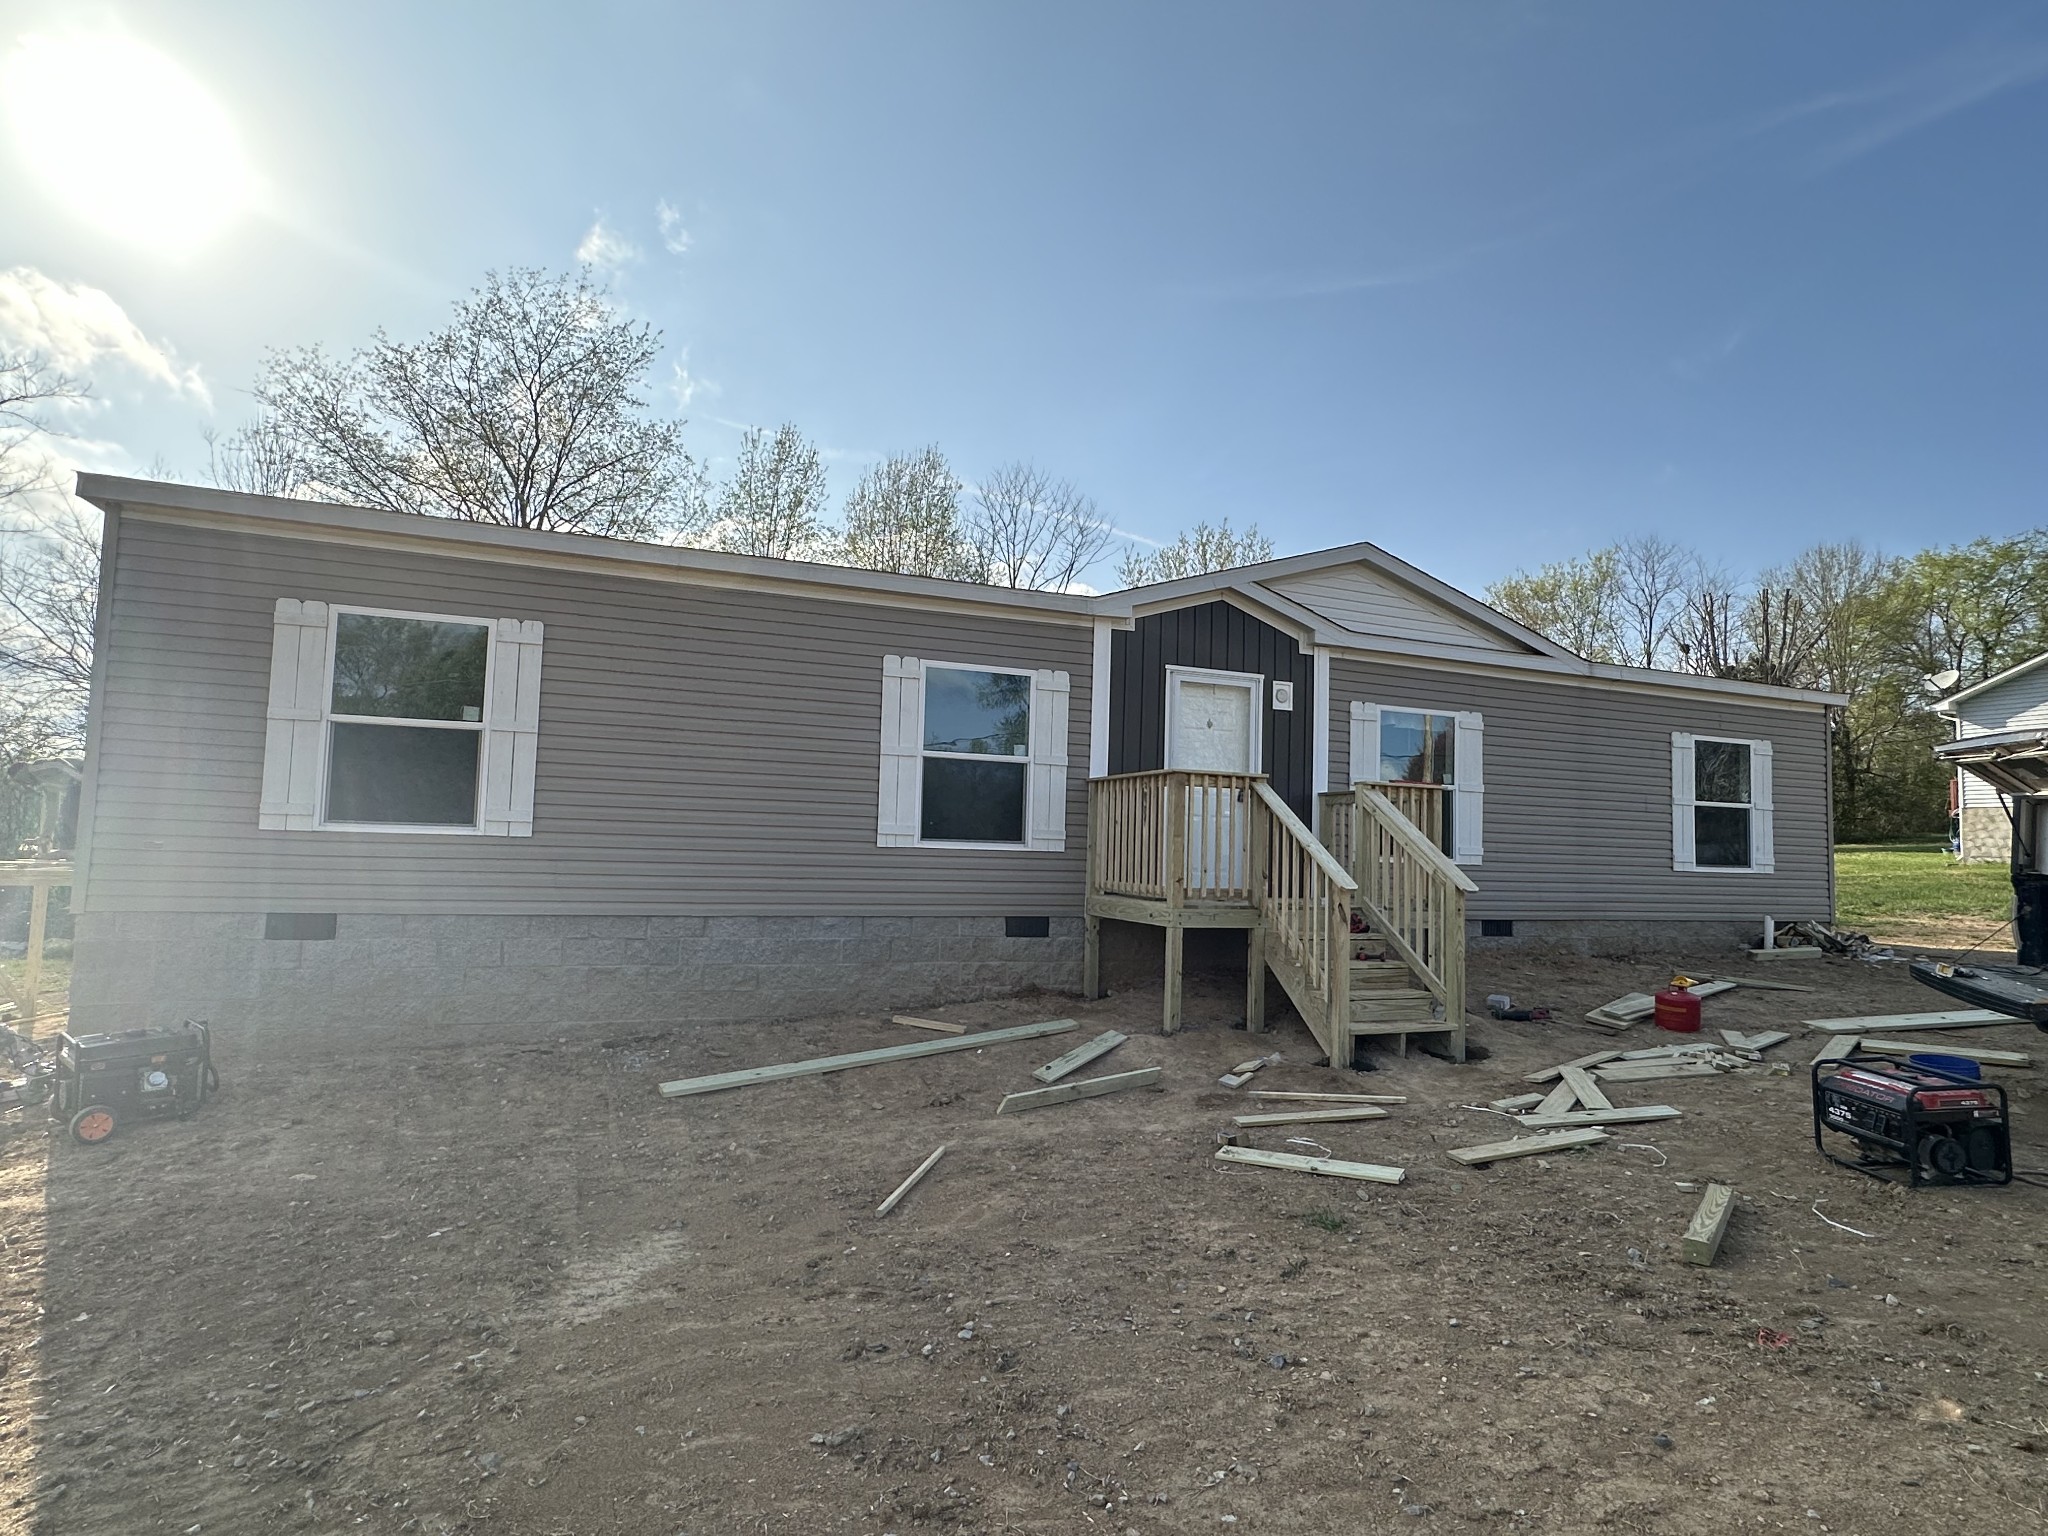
78,475,1843,708
79,474,1100,624
1934,650,2048,712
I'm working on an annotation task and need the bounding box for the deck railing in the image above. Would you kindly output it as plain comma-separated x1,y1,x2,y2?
1252,781,1356,1061
1088,770,1259,904
1318,783,1476,1020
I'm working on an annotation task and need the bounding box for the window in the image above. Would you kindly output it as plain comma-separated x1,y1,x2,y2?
877,655,1071,851
1349,701,1485,864
326,611,491,826
1672,733,1774,873
921,664,1031,844
259,599,544,836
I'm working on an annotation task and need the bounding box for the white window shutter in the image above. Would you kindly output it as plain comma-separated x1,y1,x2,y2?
1750,739,1775,873
878,655,922,847
1348,700,1380,787
480,619,544,836
259,599,330,831
1028,669,1071,851
1452,711,1484,865
1672,732,1697,871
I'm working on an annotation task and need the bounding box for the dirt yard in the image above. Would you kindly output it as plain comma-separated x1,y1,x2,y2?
3,945,2046,1535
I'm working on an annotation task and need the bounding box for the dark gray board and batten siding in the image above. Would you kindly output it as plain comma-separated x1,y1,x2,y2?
84,513,1093,916
1328,655,1834,922
1107,599,1315,818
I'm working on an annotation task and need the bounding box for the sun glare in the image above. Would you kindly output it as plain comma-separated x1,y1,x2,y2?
4,31,256,253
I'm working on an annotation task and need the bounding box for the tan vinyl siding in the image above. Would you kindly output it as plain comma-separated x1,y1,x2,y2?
1329,655,1833,922
85,514,1092,916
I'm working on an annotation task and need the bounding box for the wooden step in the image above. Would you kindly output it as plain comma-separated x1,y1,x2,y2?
1351,989,1441,1025
1350,961,1416,990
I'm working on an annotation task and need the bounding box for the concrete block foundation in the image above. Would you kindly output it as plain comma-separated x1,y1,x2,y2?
68,912,1084,1041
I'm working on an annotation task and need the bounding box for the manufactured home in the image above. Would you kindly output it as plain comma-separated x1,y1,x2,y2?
1938,654,2048,863
67,476,1842,1066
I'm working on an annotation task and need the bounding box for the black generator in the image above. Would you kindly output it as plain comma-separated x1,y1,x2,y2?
1812,1057,2011,1188
54,1021,215,1145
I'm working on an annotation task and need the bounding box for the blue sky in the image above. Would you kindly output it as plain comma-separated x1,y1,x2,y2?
2,1,2044,593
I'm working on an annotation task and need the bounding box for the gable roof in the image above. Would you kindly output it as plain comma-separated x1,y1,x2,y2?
74,474,1843,707
1935,650,2048,714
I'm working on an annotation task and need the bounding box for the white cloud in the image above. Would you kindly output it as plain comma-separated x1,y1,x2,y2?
656,199,693,255
575,218,640,271
670,352,719,411
0,266,209,404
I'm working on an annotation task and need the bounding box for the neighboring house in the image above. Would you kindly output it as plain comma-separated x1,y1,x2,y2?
1938,654,2048,863
66,475,1843,1060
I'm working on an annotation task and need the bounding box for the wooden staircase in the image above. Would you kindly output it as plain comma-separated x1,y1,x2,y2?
1084,770,1474,1067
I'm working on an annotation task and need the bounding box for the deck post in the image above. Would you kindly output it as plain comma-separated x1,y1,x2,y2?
1245,788,1271,1032
1162,773,1188,1035
1082,912,1103,999
23,883,47,1028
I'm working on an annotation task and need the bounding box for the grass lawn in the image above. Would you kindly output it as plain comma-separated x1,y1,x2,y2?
1834,840,2012,947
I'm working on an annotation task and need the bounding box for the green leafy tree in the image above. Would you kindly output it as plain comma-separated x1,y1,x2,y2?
838,447,984,579
1116,519,1273,586
711,424,831,560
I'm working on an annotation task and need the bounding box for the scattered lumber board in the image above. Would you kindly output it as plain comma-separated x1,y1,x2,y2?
1231,1105,1390,1128
1594,1062,1727,1083
893,1015,968,1035
1707,976,1817,992
1747,946,1821,960
1806,1009,2012,1034
1848,1038,2032,1069
1685,981,1739,1000
1683,1183,1736,1266
1246,1091,1407,1104
1595,993,1659,1020
1812,1036,1860,1067
1213,1145,1406,1184
1720,1029,1792,1052
1526,1050,1622,1085
996,1065,1163,1115
1559,1065,1612,1112
1447,1127,1611,1166
876,1145,946,1215
658,1017,1077,1098
1520,1105,1683,1129
1031,1029,1126,1083
1491,1092,1547,1112
1583,1009,1637,1033
1617,1042,1722,1061
1535,1080,1581,1117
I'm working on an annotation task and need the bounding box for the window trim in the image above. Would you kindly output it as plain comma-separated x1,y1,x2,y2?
316,603,498,836
1351,699,1484,865
913,658,1037,850
1674,731,1774,874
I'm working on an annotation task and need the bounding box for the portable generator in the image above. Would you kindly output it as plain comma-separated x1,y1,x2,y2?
53,1020,216,1145
1812,1057,2011,1188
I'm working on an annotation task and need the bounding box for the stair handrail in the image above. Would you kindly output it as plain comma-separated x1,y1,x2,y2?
1356,788,1477,895
1253,781,1357,894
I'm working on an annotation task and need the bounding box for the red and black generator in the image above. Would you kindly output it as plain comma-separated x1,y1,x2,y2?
52,1021,215,1145
1812,1057,2011,1188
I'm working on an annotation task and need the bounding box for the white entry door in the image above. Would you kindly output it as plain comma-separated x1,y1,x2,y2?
1165,668,1262,891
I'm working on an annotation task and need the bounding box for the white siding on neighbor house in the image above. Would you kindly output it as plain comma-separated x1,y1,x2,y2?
1266,564,1522,652
1328,655,1832,922
1952,666,2048,809
84,514,1093,916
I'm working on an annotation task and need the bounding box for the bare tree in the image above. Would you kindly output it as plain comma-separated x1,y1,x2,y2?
255,267,707,540
710,424,831,560
837,447,984,579
1611,535,1698,669
1,354,88,508
0,498,99,752
968,462,1114,591
1116,519,1273,586
205,414,318,497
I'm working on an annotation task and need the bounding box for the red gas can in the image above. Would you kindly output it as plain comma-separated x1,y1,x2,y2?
1654,988,1702,1033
